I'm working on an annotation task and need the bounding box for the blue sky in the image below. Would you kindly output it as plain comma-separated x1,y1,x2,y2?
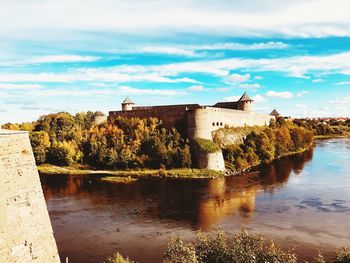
1,0,350,123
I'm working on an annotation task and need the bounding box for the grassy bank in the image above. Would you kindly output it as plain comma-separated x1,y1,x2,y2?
38,164,224,179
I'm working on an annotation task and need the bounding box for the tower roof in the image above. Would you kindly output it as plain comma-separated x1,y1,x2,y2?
238,92,253,102
270,109,280,116
121,96,135,104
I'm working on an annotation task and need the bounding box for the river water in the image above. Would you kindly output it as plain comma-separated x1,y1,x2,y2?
40,139,350,263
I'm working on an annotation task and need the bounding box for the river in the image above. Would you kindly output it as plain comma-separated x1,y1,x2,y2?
40,139,350,262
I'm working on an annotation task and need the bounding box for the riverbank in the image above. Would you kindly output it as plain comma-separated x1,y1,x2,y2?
37,164,224,179
315,134,350,139
38,141,315,179
225,142,313,176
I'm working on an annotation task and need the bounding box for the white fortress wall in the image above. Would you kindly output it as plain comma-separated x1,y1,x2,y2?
197,151,226,171
0,130,60,263
187,107,274,140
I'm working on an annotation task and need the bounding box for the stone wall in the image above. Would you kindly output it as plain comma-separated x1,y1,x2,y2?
109,104,200,136
0,130,59,263
187,107,274,140
196,151,226,171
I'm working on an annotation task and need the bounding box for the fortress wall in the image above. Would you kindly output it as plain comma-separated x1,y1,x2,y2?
197,151,226,171
187,107,274,140
94,115,108,125
0,130,59,263
109,105,198,135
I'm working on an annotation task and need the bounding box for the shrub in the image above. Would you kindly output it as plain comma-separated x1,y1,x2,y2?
193,138,221,153
164,229,297,263
334,247,350,263
164,236,198,263
103,252,135,263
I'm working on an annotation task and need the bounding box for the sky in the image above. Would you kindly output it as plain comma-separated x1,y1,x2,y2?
1,0,350,123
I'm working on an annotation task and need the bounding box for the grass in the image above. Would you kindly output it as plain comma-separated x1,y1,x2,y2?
38,164,224,179
100,176,138,183
193,138,221,153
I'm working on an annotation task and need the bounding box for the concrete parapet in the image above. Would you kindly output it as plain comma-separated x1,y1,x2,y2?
0,130,59,262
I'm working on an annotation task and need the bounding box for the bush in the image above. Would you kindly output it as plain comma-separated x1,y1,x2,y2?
103,252,135,263
164,229,297,263
334,247,350,263
106,233,350,263
164,236,198,263
193,138,221,153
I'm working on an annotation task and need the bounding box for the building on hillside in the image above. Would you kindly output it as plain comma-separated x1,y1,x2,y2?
109,92,274,140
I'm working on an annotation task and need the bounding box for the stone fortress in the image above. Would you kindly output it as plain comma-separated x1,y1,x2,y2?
109,93,275,171
109,92,273,140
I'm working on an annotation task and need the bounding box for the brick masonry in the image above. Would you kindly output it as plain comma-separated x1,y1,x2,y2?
0,130,59,263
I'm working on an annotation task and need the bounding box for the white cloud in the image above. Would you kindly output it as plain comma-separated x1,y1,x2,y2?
1,55,100,66
112,42,288,58
119,51,350,79
295,104,308,109
188,85,205,91
334,81,350,85
239,83,260,89
141,47,198,57
0,83,42,89
0,70,200,84
266,90,293,99
118,86,187,96
297,90,310,97
312,78,323,83
2,51,350,87
190,42,289,51
254,76,263,80
224,96,240,102
23,55,100,64
252,94,266,103
25,86,187,97
328,97,350,105
215,87,231,92
1,0,350,38
226,73,251,83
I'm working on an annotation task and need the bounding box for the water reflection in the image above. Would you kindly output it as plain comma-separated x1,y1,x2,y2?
42,147,313,230
39,144,325,262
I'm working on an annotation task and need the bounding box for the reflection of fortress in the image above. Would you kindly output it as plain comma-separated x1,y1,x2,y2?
42,148,314,231
109,92,273,140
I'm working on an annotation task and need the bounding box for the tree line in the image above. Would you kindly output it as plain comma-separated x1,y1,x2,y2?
293,118,350,136
2,112,191,169
216,117,314,172
2,113,318,172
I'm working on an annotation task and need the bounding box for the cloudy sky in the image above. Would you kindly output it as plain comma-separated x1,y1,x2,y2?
1,0,350,123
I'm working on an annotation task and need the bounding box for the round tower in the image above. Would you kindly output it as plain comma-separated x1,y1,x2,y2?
121,96,135,111
237,92,254,112
270,108,280,117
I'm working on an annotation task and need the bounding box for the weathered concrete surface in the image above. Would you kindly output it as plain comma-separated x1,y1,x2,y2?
197,151,226,171
187,107,274,140
0,130,59,263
